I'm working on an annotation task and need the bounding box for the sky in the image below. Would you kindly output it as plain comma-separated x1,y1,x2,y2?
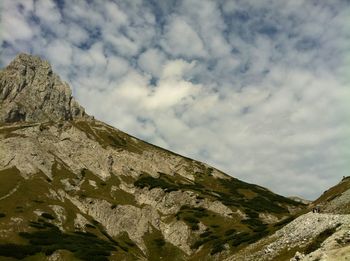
1,0,349,200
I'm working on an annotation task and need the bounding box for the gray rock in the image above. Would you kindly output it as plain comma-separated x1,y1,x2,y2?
0,53,87,123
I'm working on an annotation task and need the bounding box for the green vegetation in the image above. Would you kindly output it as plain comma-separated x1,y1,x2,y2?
134,173,207,193
0,244,41,259
73,121,143,154
153,238,166,247
127,166,307,257
134,175,179,192
0,167,22,198
78,168,135,206
143,226,186,261
0,220,117,261
176,205,266,255
41,212,55,220
133,170,305,257
0,124,32,139
241,218,268,232
305,225,340,254
273,216,295,228
217,178,301,213
211,239,226,255
134,172,304,218
176,205,211,230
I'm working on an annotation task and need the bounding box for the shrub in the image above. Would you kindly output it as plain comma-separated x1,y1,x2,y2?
224,229,237,236
85,224,96,229
305,225,340,254
0,244,41,259
134,175,178,192
211,240,225,255
41,213,55,220
273,216,295,227
200,231,212,238
0,220,117,261
153,238,166,247
241,218,268,232
183,217,199,224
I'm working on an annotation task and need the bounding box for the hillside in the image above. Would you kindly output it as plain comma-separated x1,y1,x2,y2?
312,176,350,214
0,53,307,260
223,177,350,261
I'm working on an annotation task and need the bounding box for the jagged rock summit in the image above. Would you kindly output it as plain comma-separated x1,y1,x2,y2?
0,53,86,123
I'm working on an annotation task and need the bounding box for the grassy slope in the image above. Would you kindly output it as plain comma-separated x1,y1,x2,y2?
0,120,307,260
314,177,350,205
311,176,350,214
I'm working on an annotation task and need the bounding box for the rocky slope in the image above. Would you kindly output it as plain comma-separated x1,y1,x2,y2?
222,177,350,261
312,176,350,215
0,53,313,261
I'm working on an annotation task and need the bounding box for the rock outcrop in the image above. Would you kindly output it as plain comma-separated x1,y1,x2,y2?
0,53,87,123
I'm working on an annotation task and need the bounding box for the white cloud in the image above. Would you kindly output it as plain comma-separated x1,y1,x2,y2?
35,0,61,24
46,40,73,66
104,2,128,26
161,16,206,58
67,23,89,46
1,1,34,42
1,0,349,200
138,48,166,77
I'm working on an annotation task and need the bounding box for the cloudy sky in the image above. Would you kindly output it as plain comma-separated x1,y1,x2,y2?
1,0,349,199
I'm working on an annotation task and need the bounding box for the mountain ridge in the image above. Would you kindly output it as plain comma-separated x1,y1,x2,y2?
1,53,346,261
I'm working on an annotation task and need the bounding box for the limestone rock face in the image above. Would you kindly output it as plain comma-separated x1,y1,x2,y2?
0,53,87,123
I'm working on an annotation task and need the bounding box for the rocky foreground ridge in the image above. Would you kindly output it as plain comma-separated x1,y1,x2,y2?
0,54,348,261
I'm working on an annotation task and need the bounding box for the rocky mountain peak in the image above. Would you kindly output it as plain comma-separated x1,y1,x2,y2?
0,53,87,123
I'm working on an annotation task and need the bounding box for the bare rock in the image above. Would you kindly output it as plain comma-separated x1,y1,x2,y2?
0,53,87,123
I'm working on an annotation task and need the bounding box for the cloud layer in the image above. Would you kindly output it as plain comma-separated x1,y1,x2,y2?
1,0,349,199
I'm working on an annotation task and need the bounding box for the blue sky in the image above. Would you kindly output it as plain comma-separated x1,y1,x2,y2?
1,0,349,199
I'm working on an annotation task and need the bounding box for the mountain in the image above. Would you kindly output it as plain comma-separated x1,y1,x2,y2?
312,176,350,214
0,53,308,260
224,177,350,261
0,54,86,123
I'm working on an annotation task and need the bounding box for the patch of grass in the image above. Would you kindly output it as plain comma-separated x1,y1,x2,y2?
241,218,268,232
154,238,166,247
73,121,143,154
176,205,214,231
0,167,22,198
273,216,295,228
143,226,186,261
224,229,237,236
0,220,117,261
199,230,212,238
305,225,340,254
245,209,259,218
210,239,226,255
134,175,179,192
230,232,252,246
41,212,55,220
85,224,96,229
27,222,115,260
183,216,200,230
191,234,218,249
0,244,41,259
